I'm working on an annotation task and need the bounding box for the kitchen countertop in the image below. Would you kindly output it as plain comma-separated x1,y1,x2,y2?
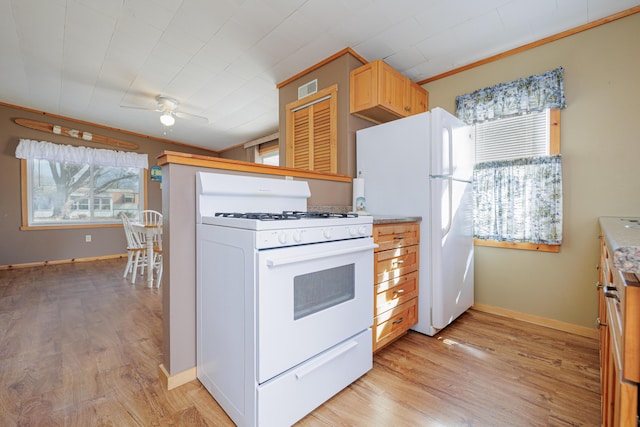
372,215,422,224
599,216,640,273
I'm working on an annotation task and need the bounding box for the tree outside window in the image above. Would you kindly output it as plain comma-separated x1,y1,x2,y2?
28,159,143,225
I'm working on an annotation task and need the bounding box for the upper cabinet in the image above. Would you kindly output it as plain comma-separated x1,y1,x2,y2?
350,59,428,124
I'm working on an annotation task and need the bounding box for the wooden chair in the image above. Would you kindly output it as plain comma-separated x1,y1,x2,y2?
139,210,163,287
152,236,163,288
120,213,146,280
140,209,162,227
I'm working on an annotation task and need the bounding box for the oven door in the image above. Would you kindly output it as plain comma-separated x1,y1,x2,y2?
257,237,375,384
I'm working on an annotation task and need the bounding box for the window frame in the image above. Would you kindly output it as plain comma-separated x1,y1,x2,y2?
473,108,561,252
257,143,279,166
20,159,148,230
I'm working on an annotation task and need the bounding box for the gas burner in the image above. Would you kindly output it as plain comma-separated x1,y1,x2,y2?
215,211,360,220
215,212,302,220
284,211,359,219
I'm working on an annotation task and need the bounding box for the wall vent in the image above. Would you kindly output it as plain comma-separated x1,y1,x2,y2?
298,79,318,100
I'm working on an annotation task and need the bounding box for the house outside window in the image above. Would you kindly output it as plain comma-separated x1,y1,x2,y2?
16,139,148,228
26,159,143,225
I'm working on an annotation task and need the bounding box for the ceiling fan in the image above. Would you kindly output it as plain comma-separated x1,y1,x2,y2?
122,95,208,127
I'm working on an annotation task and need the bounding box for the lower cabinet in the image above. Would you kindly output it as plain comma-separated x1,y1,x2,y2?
598,233,639,426
372,222,419,352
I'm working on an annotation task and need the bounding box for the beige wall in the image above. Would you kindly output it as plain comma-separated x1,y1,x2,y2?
0,103,215,266
423,12,640,329
278,52,372,177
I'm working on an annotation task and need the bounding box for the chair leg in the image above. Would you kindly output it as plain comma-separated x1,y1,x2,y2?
155,256,163,288
123,251,134,278
132,251,141,283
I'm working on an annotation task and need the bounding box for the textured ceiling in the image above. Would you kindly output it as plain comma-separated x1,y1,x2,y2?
2,0,639,151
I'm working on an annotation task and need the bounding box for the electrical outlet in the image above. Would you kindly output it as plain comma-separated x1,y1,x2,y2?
85,235,91,243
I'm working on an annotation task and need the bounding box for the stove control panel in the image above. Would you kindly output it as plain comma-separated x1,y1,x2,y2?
256,224,372,249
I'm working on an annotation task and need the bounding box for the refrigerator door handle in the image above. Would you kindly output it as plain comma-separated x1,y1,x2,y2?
443,178,453,237
430,174,472,184
451,177,472,184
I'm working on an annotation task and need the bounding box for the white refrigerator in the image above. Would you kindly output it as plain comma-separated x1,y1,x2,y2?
356,107,475,336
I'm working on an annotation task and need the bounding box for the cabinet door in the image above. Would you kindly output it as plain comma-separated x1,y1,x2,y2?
405,80,428,115
350,62,377,114
378,61,406,117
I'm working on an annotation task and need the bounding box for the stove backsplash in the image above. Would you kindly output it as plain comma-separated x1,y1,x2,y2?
308,205,351,214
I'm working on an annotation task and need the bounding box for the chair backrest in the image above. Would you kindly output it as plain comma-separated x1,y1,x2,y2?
121,213,144,249
140,210,162,226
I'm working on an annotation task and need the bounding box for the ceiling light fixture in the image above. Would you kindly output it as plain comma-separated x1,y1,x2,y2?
160,112,175,127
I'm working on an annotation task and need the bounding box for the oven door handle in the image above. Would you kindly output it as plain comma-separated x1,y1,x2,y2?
265,243,378,267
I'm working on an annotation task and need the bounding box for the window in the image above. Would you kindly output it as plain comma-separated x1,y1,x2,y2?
475,109,553,162
16,139,148,229
456,67,566,252
25,159,144,226
285,84,337,173
257,142,279,166
472,109,561,252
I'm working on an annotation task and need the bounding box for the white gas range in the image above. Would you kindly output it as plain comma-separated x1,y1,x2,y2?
195,172,374,427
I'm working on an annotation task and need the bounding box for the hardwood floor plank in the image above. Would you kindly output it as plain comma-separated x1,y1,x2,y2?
0,260,600,426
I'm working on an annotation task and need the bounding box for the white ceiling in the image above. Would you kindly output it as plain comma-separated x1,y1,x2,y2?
2,0,639,152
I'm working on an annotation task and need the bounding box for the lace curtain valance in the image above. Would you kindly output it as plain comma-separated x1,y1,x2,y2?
456,67,566,125
15,139,148,169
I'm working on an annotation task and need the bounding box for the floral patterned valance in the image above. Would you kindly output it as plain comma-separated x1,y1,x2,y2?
473,155,563,245
456,67,566,125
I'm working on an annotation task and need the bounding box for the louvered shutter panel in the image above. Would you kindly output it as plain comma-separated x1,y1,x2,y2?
292,109,311,170
285,84,337,173
311,99,332,172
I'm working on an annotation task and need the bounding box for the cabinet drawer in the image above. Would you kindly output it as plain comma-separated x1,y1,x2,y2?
373,298,417,352
375,271,419,316
374,245,419,283
373,223,419,252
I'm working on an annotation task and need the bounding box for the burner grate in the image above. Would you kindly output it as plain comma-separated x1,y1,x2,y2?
214,211,359,221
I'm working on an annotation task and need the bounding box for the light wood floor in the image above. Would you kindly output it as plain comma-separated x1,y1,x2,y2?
0,259,600,426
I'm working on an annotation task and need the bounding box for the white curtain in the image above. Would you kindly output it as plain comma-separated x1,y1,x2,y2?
15,139,148,169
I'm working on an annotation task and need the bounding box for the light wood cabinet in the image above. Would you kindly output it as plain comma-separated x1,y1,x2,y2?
372,222,420,352
598,234,640,426
350,60,428,124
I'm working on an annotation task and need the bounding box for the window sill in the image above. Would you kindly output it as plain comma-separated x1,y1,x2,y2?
21,223,122,231
474,238,560,253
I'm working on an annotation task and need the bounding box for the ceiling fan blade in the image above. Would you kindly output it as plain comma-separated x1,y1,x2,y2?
120,105,162,112
175,111,209,124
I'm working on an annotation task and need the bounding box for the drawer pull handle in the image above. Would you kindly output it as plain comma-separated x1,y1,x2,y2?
393,289,405,296
604,292,619,301
393,235,405,239
393,260,404,265
596,281,604,290
392,317,404,325
596,317,608,327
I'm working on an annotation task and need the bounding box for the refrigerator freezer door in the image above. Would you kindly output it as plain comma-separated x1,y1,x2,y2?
430,107,474,182
356,112,430,217
430,176,474,330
